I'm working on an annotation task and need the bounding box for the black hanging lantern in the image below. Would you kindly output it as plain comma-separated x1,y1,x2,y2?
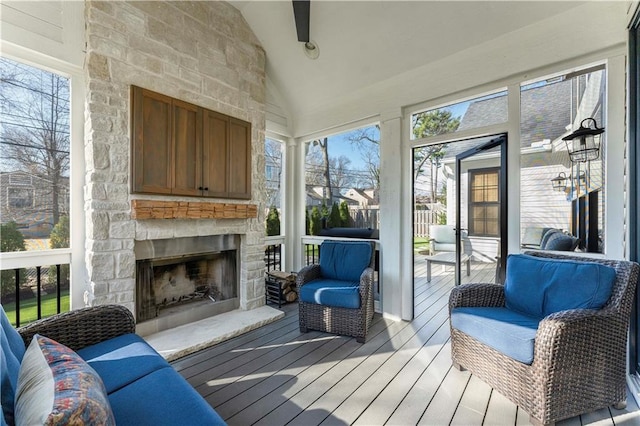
562,117,604,163
550,172,568,191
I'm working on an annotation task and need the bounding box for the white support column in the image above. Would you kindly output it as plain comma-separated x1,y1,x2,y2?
286,138,304,272
70,72,87,309
605,54,627,259
379,108,407,321
507,83,522,256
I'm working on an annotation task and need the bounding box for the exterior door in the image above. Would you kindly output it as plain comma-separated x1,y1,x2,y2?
455,134,508,285
629,9,640,379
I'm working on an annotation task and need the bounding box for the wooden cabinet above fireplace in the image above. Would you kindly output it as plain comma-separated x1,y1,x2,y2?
131,86,251,199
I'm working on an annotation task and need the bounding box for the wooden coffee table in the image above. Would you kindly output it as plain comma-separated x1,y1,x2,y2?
420,251,471,282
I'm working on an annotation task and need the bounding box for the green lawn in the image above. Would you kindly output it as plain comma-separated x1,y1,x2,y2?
2,291,70,327
414,237,431,253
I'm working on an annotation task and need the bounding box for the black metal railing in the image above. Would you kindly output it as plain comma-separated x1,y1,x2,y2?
304,243,320,266
264,244,282,272
2,263,69,327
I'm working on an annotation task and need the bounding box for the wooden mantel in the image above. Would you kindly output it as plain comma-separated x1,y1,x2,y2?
131,199,258,220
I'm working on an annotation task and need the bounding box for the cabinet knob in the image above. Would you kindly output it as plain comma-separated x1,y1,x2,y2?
198,186,203,190
204,187,209,191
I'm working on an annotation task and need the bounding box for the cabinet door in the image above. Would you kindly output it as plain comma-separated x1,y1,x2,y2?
228,118,251,199
131,86,172,194
202,109,228,197
172,99,202,196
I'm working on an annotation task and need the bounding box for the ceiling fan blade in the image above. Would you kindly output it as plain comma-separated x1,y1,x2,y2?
292,0,310,43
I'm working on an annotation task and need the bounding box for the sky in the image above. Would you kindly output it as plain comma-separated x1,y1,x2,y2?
309,125,380,170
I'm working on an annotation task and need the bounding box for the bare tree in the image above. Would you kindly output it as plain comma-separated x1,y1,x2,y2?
329,155,354,193
264,138,283,208
348,125,380,189
412,110,460,204
0,57,70,226
309,137,332,203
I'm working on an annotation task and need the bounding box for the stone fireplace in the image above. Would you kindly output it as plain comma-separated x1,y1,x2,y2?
82,0,267,335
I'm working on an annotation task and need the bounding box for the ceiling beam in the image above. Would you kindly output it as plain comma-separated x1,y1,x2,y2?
292,0,310,43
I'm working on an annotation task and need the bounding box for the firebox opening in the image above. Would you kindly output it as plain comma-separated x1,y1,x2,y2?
136,250,238,323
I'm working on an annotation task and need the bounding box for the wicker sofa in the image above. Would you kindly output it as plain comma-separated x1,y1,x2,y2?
1,304,225,426
298,240,376,343
449,251,640,426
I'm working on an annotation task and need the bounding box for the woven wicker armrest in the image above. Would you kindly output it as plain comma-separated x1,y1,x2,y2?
358,267,374,297
449,283,505,311
18,304,136,351
297,264,322,287
534,308,623,359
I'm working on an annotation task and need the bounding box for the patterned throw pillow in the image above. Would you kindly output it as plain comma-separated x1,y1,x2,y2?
14,334,115,426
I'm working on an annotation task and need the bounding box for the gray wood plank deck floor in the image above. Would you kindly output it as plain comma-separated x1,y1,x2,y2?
172,260,640,425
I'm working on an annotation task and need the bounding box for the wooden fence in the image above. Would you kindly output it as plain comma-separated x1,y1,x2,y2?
346,208,439,238
413,210,440,237
274,206,440,238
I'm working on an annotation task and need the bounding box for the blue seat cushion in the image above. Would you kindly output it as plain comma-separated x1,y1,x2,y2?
107,366,225,426
76,333,170,394
451,307,540,364
319,241,372,282
504,254,616,319
299,278,361,309
1,305,26,425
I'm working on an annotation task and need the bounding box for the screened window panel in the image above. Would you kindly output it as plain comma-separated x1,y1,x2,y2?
469,169,500,237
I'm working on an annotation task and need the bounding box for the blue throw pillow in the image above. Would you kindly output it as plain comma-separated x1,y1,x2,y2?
319,241,373,282
504,254,616,318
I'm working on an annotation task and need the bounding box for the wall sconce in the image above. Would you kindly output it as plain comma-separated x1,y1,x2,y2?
562,117,604,163
550,172,568,191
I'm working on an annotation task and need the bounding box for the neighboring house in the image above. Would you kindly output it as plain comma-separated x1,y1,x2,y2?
305,186,352,207
0,171,69,239
437,77,604,259
343,188,379,208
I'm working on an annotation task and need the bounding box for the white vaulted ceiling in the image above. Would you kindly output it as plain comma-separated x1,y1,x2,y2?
229,1,629,137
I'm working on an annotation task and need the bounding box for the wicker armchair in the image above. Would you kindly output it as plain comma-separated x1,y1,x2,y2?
298,240,375,343
17,304,135,351
449,251,639,426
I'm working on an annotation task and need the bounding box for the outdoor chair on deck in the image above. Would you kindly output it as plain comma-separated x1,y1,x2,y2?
428,224,457,254
448,251,639,426
298,240,375,343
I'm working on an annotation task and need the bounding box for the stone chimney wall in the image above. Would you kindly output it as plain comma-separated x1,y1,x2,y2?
83,1,266,315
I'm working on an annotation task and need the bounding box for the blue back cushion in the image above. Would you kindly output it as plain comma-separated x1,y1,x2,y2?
504,254,616,318
543,232,579,251
1,305,26,425
319,241,373,282
539,229,560,249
